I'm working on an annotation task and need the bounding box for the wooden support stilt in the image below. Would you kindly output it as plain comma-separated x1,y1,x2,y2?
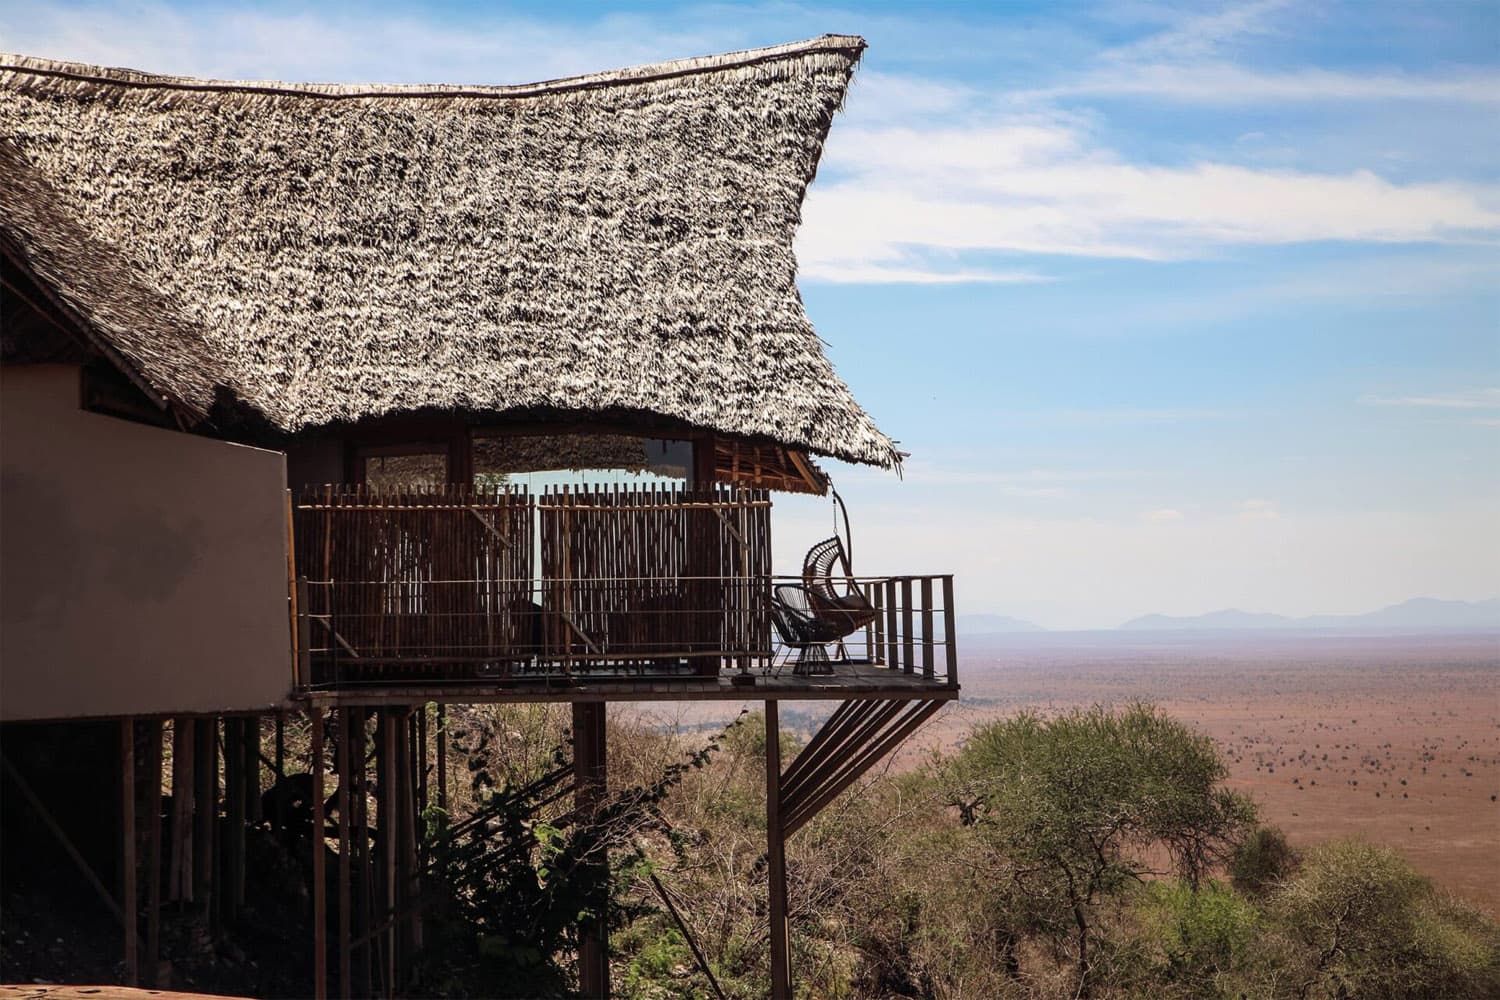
765,701,791,1000
226,718,247,914
353,709,373,999
311,709,328,1000
246,715,264,825
435,704,447,814
121,718,138,986
193,717,216,923
392,709,411,987
169,719,193,903
573,701,609,999
145,719,163,985
379,710,396,997
337,708,353,1000
275,712,287,834
400,709,423,958
416,707,428,820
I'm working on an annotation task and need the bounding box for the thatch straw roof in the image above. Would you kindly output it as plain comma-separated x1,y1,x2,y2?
0,36,902,469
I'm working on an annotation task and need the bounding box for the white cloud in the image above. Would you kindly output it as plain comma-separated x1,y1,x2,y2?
10,3,1495,285
1141,508,1185,522
1066,0,1500,107
800,118,1500,279
845,71,978,122
0,2,741,85
1101,0,1293,64
792,0,1500,281
1360,388,1500,410
1040,63,1500,106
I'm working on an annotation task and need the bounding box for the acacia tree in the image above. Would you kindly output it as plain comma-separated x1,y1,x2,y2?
942,702,1256,997
1274,840,1500,1000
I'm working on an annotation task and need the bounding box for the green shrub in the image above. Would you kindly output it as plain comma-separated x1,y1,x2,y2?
1137,879,1260,981
1230,824,1299,896
1273,839,1500,999
943,703,1257,997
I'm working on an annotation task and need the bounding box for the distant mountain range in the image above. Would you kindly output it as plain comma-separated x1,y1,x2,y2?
954,598,1500,635
956,613,1047,634
1118,598,1500,632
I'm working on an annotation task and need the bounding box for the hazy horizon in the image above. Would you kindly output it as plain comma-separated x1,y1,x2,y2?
5,0,1495,631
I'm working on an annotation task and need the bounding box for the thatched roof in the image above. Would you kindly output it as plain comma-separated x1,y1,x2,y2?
0,36,902,469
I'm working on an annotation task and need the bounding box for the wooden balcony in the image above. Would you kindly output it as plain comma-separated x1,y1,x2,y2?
290,485,957,702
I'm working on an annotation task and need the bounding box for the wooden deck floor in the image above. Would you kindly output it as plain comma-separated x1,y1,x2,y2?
304,661,959,706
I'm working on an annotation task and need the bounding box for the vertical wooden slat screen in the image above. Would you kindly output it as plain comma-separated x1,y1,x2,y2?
537,486,772,671
293,485,532,683
292,483,776,683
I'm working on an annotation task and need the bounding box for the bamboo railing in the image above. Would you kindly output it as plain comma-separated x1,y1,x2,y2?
292,485,773,686
291,485,956,689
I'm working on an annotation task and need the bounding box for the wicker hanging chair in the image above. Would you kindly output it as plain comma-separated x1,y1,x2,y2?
778,489,879,669
770,584,847,675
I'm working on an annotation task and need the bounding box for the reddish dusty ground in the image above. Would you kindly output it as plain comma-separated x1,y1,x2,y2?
935,632,1500,914
629,632,1499,913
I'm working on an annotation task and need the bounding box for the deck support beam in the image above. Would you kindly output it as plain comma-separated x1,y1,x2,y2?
225,717,246,915
120,718,138,986
311,708,328,1000
337,707,353,1000
168,719,193,903
765,701,792,1000
763,696,948,999
573,701,609,998
144,719,163,986
436,704,448,813
353,709,373,999
192,716,217,926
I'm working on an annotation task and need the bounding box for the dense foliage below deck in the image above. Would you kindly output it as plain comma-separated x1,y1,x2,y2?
3,705,1497,999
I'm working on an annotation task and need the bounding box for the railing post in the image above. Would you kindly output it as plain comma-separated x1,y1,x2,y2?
286,488,299,687
296,577,311,689
920,577,935,679
870,582,885,665
884,579,899,669
942,575,958,685
863,581,876,663
901,578,915,674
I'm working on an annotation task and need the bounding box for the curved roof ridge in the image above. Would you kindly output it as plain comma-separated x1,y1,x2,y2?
0,34,866,102
1,35,902,470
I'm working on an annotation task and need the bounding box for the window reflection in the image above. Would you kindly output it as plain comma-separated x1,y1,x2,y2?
471,433,692,488
360,452,447,489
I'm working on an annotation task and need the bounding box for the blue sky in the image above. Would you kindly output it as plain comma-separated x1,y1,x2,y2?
3,1,1496,627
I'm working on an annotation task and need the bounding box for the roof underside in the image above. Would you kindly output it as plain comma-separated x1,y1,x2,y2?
0,36,902,469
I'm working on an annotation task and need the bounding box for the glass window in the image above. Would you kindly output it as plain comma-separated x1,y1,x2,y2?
359,450,447,490
471,432,693,489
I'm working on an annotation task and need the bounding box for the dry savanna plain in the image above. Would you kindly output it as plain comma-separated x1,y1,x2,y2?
629,631,1499,914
